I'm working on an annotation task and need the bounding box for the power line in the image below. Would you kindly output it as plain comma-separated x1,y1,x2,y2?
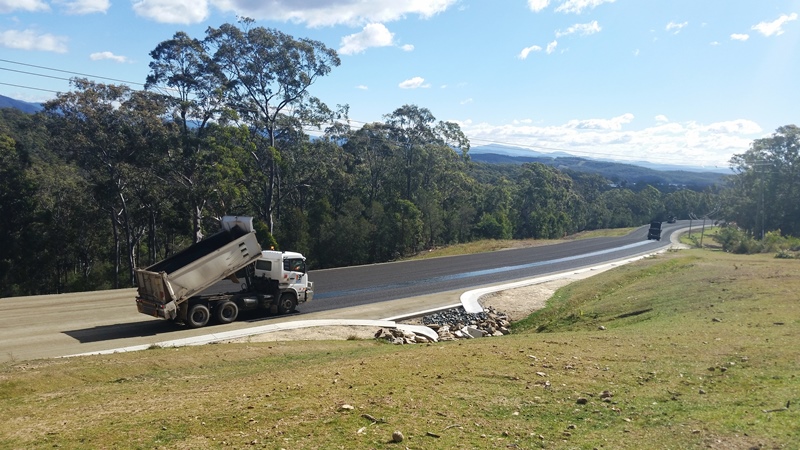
0,81,60,94
0,58,145,87
0,58,735,167
0,67,73,82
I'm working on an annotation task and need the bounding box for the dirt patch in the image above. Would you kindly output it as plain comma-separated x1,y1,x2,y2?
477,278,572,321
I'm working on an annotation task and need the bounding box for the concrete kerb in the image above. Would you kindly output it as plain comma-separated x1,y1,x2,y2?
66,230,691,358
66,319,440,358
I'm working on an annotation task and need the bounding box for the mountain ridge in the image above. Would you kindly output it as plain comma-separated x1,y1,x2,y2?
0,94,43,114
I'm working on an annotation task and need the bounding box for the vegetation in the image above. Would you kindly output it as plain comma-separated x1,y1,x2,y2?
1,250,797,449
0,17,797,297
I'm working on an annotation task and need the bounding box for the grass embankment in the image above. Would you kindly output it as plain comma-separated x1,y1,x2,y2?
1,250,798,449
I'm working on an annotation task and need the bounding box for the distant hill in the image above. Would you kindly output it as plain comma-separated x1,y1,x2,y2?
470,145,729,188
0,95,43,114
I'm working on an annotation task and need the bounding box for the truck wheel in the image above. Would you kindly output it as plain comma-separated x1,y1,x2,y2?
215,301,238,324
277,293,297,314
186,304,211,328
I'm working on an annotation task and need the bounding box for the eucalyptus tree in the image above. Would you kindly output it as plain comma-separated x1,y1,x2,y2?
205,18,341,234
0,133,39,296
589,188,638,229
44,79,173,287
634,185,664,222
512,163,585,239
475,177,513,240
146,31,233,242
342,122,397,205
663,189,704,220
383,105,438,202
380,105,473,249
728,125,800,237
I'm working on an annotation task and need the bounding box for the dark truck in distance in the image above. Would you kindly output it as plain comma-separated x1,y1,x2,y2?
647,221,662,241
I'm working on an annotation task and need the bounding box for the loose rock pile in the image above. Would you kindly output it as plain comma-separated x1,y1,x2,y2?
375,306,512,344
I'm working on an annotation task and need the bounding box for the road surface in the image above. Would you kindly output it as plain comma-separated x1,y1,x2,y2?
0,222,687,362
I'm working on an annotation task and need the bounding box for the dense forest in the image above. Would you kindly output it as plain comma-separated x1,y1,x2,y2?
1,19,798,297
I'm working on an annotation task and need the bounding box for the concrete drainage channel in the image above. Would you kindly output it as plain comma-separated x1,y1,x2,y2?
67,234,689,358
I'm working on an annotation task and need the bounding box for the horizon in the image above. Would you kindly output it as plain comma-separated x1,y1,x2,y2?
1,1,797,169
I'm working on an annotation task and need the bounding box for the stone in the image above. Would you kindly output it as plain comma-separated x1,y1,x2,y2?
392,430,404,443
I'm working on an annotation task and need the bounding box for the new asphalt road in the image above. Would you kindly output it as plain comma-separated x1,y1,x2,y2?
0,222,689,362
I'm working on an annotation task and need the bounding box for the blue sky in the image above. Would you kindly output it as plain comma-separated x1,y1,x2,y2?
1,0,798,169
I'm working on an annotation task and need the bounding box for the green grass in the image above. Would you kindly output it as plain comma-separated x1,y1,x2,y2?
1,249,798,449
680,225,721,248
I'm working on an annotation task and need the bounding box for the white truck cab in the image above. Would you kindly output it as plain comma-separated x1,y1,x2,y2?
254,250,314,304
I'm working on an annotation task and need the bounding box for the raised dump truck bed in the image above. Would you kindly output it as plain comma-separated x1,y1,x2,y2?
135,217,262,321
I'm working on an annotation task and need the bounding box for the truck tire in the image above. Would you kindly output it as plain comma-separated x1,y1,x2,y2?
215,301,238,324
277,293,297,314
186,303,211,328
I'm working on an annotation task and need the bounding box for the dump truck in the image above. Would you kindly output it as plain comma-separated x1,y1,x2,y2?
134,216,313,328
647,221,662,241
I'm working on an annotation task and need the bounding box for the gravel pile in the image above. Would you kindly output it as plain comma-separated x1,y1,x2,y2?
377,306,513,344
421,306,489,329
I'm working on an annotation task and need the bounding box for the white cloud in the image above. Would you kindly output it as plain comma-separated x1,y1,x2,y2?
527,0,549,12
90,51,129,63
517,44,542,59
400,44,414,51
730,33,749,42
655,115,668,123
210,0,457,27
457,115,762,168
339,23,394,55
751,13,798,37
555,20,601,37
710,41,720,46
546,40,558,54
565,113,634,131
665,21,688,34
704,119,762,135
460,98,473,105
555,0,616,14
133,0,209,24
55,0,110,14
0,0,48,13
398,76,430,89
0,29,68,53
356,85,368,90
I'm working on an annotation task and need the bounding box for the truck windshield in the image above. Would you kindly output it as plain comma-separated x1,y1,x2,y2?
283,258,305,273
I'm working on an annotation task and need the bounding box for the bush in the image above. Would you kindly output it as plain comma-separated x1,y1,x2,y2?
714,226,800,256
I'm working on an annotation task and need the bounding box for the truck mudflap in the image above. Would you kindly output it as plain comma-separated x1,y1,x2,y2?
136,298,178,320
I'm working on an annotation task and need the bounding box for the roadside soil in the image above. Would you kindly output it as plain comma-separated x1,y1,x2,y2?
238,278,572,342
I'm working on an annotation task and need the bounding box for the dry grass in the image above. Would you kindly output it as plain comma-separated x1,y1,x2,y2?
1,249,798,449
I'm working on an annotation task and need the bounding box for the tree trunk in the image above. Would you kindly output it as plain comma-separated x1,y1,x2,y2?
119,193,137,287
111,209,120,289
193,201,204,244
